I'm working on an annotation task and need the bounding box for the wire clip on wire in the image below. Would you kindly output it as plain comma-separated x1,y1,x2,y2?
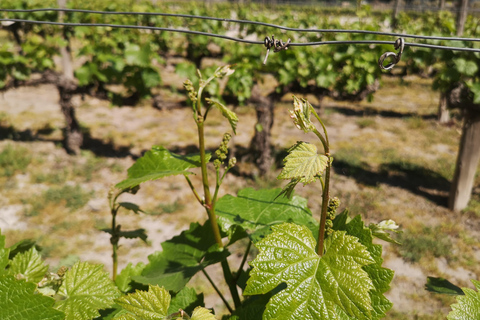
378,38,405,71
263,35,291,65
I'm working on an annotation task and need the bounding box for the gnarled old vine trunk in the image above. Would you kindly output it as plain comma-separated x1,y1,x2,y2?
445,83,480,211
58,77,83,154
58,0,83,154
248,80,379,176
249,85,276,176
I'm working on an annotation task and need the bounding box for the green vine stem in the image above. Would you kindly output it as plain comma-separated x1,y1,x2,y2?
195,80,241,310
108,189,122,281
312,109,331,257
202,268,233,313
234,241,252,282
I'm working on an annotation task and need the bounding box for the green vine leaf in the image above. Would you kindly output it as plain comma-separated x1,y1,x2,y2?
216,188,318,242
426,277,464,296
133,222,229,292
278,142,328,184
118,202,144,214
55,262,121,320
244,223,375,320
8,238,37,259
116,262,146,294
116,146,211,190
447,280,480,320
333,212,394,319
0,275,65,320
168,287,204,315
0,230,9,274
205,98,239,134
190,306,216,320
101,228,148,244
8,247,48,284
113,285,170,319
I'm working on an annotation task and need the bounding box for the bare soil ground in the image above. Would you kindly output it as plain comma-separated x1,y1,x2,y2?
0,73,479,319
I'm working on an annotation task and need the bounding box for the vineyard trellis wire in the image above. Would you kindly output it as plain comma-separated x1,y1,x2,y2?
1,7,480,54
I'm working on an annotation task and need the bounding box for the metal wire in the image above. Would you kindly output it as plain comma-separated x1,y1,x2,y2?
1,7,480,42
1,17,479,52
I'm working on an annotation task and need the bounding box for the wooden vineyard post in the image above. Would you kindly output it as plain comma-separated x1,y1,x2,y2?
249,86,275,176
449,108,480,211
438,93,451,124
439,0,446,10
57,0,83,154
456,0,469,36
392,0,402,28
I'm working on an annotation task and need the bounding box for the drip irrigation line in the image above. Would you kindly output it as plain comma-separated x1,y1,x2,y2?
0,17,480,52
2,7,480,42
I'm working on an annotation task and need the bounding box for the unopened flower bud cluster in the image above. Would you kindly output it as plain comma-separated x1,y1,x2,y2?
214,133,236,169
325,197,340,237
183,79,197,103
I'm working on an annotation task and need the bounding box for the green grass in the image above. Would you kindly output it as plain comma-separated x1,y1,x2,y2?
356,117,377,129
0,144,32,177
24,184,93,216
397,226,453,263
150,199,185,215
404,116,427,130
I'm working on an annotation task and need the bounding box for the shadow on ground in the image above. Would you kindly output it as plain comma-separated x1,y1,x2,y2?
333,157,450,207
325,105,438,120
0,124,131,158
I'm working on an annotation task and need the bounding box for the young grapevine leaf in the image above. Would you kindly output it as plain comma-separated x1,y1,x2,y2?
8,238,38,259
190,306,216,320
244,223,375,320
0,275,65,320
333,213,394,319
116,146,211,190
55,261,121,320
0,230,9,273
278,142,328,184
116,262,146,293
113,285,170,319
100,228,148,244
118,202,145,214
426,277,464,296
113,285,214,320
133,222,229,292
8,247,48,283
216,188,318,242
205,98,239,134
447,280,480,320
168,287,204,315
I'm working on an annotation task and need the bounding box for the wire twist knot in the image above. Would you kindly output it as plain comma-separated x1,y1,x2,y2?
263,35,291,65
378,38,405,71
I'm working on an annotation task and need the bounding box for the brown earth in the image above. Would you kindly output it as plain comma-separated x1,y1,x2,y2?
0,71,479,319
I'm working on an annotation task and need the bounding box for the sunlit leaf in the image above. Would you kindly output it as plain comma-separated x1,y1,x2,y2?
116,146,211,190
244,223,375,319
8,247,48,284
278,142,328,184
190,306,217,320
447,280,480,320
55,262,121,320
333,213,394,319
113,285,170,319
0,275,64,320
